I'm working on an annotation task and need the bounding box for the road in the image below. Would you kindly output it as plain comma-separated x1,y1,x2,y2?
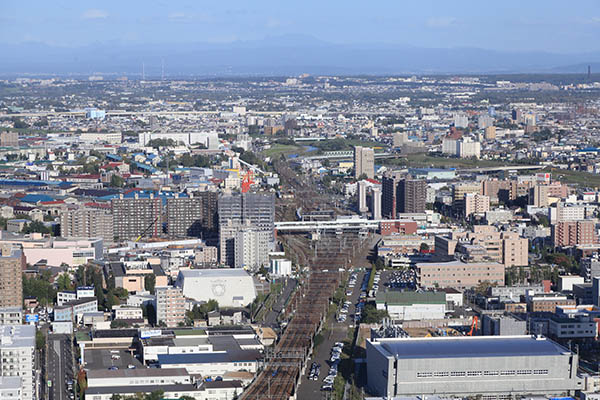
296,270,365,399
47,334,74,400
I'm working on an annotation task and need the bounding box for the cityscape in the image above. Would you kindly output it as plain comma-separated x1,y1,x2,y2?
2,2,600,400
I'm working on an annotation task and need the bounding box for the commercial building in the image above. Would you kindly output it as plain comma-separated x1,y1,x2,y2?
0,236,103,267
155,286,186,328
354,146,375,179
0,246,23,309
175,269,257,307
166,192,218,239
60,205,114,242
375,291,446,321
554,220,598,247
366,336,582,398
112,195,162,241
0,325,35,400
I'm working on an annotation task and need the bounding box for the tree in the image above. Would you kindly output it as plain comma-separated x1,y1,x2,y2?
361,304,388,324
36,330,45,350
12,117,28,129
357,173,368,181
111,320,129,329
56,273,73,291
419,242,430,252
110,174,125,187
144,274,156,294
22,221,51,235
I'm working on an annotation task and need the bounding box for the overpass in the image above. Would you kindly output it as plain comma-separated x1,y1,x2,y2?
459,164,544,173
304,150,394,161
275,218,417,232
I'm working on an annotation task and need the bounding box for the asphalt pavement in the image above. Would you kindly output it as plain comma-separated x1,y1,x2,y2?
296,270,365,399
47,334,74,400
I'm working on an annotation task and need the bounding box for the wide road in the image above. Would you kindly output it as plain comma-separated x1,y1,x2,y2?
296,270,365,399
48,334,74,400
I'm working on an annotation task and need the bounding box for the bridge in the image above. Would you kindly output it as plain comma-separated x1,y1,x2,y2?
275,218,418,232
459,164,544,173
303,150,394,161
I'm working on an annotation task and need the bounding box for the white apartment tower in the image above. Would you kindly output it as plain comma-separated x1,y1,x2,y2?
0,325,35,400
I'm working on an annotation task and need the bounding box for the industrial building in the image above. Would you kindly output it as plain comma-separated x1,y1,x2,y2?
366,335,582,399
375,291,446,321
175,269,257,307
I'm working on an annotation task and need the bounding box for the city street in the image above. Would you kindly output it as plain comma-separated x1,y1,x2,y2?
47,334,74,400
296,271,365,399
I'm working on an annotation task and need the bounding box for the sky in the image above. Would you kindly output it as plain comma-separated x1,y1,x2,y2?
1,0,600,53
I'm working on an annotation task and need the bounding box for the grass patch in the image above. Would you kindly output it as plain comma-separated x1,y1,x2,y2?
262,143,303,158
546,167,600,188
384,153,515,169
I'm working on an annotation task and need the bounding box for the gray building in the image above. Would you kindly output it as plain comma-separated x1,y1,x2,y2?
366,336,581,399
581,253,600,282
60,205,114,242
112,195,162,241
166,192,218,239
218,193,274,266
482,314,527,336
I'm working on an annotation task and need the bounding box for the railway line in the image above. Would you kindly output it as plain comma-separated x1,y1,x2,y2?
240,233,370,400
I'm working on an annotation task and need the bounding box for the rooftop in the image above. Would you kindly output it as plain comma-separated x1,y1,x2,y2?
372,335,571,360
87,367,188,380
178,268,251,278
376,291,446,305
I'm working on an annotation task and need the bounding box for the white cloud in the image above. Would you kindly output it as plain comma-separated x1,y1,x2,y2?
82,9,109,20
426,16,457,28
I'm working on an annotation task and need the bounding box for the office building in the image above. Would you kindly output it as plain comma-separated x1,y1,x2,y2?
112,195,162,241
218,193,274,267
155,286,186,328
0,246,23,309
167,192,218,238
366,336,581,398
354,146,374,179
0,325,35,400
464,193,490,216
553,220,598,247
60,205,114,242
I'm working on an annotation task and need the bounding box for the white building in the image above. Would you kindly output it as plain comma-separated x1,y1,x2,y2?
234,228,271,270
0,376,21,399
375,292,446,321
0,325,35,400
80,132,122,144
155,286,185,328
175,269,257,307
270,258,292,277
138,132,219,149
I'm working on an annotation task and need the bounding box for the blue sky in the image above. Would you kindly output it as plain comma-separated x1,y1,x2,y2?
1,0,600,53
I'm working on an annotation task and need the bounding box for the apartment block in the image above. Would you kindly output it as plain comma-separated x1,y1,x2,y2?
0,325,35,400
60,205,114,242
553,220,598,247
112,195,162,241
382,171,426,217
166,191,218,238
155,286,186,327
354,146,374,179
464,193,490,216
0,246,24,309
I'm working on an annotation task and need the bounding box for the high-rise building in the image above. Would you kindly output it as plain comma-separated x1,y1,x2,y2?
371,186,382,220
234,227,272,270
553,220,598,247
166,192,218,238
155,286,185,327
0,325,35,400
382,171,403,219
529,185,549,207
398,179,427,214
452,183,481,212
60,205,114,241
464,193,490,216
218,193,275,266
111,194,162,241
484,126,496,140
477,114,494,129
581,253,600,282
354,146,375,179
0,246,23,309
358,181,368,213
0,132,18,148
393,132,408,148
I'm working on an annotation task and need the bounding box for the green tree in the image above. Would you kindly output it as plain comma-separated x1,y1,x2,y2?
22,221,51,235
361,304,388,324
420,242,430,252
12,117,28,129
56,273,73,291
35,330,45,350
110,174,125,187
111,320,130,329
144,274,156,294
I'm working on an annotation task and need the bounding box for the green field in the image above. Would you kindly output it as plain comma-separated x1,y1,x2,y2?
384,153,514,169
262,143,303,158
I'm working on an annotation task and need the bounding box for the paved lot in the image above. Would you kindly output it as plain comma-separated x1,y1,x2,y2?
84,348,143,371
47,334,74,400
296,270,365,399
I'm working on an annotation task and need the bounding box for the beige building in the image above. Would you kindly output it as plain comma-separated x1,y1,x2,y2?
60,205,114,242
354,146,375,179
530,184,549,207
452,183,481,211
484,126,496,140
155,286,185,327
464,193,490,216
416,260,504,289
0,245,24,308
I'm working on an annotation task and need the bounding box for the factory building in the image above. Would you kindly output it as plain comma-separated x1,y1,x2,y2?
366,335,581,399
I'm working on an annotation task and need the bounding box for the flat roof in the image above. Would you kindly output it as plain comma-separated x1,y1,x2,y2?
372,335,571,360
376,291,446,305
85,384,198,395
178,268,251,278
87,367,188,380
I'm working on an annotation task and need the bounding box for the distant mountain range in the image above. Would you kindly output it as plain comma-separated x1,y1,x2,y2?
2,36,600,77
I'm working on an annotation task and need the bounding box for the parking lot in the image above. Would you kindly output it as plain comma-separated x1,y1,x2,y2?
296,270,365,398
83,348,144,371
378,268,417,292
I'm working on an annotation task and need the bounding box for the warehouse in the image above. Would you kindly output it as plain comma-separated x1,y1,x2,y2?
175,269,257,307
375,291,446,321
366,335,581,399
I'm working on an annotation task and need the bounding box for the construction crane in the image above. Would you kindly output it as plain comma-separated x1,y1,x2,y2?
467,316,479,336
241,170,255,193
135,216,160,242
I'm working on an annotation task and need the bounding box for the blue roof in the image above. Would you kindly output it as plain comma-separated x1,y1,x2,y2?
377,336,570,359
20,194,54,203
0,180,61,187
106,154,122,161
99,190,188,202
134,162,158,173
577,147,600,153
